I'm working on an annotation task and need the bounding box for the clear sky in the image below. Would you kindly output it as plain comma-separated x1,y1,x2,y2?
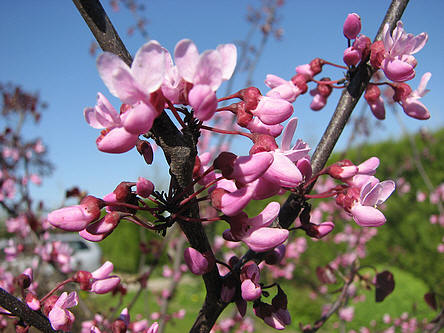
1,1,443,209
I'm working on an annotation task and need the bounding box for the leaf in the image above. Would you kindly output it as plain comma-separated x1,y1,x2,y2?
375,270,395,302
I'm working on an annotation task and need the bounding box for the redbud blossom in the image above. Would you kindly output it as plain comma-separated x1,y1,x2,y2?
183,248,215,275
380,21,428,82
48,196,103,231
364,84,386,120
251,96,293,125
214,151,274,184
343,13,362,40
394,72,431,120
343,47,362,67
48,292,78,331
136,177,154,198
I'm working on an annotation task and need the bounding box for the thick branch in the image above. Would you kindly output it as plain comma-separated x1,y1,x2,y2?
0,288,58,332
72,1,224,331
278,0,410,228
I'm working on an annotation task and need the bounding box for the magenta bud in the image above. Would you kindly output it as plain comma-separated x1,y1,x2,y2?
238,87,262,110
184,248,215,275
343,13,361,40
136,177,154,198
241,279,262,301
48,196,103,232
328,160,358,179
91,276,120,294
343,47,362,66
74,270,93,290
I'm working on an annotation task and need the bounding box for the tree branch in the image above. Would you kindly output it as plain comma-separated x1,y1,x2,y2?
72,1,225,331
0,288,58,333
278,0,410,228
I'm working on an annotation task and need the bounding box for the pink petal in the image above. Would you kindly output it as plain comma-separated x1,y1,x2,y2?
48,205,93,232
253,97,293,125
109,67,147,104
183,247,212,275
48,307,68,330
174,39,199,82
131,40,167,93
265,74,287,89
358,157,379,175
402,98,430,120
96,127,139,154
97,52,132,98
246,118,283,137
262,153,303,187
382,59,415,82
79,229,112,242
121,101,157,134
92,261,114,279
241,279,262,301
194,50,223,90
188,84,217,121
415,72,431,97
280,118,298,151
217,43,237,81
231,152,274,184
91,276,120,294
242,227,289,252
350,205,386,227
247,201,280,229
220,186,254,216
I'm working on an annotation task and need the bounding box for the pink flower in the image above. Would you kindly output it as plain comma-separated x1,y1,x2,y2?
48,292,78,331
343,13,361,40
174,39,236,121
365,84,386,120
48,196,103,232
223,202,289,252
75,261,121,294
380,21,428,82
265,74,303,102
349,180,396,227
183,248,215,275
251,96,293,125
261,118,311,188
97,40,168,105
136,177,154,198
398,72,431,120
339,306,355,322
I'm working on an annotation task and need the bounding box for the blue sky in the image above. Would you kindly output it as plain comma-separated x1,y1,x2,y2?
1,1,443,209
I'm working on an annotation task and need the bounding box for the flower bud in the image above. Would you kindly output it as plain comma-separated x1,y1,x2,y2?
343,47,361,66
183,248,215,275
136,177,154,198
343,13,361,40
